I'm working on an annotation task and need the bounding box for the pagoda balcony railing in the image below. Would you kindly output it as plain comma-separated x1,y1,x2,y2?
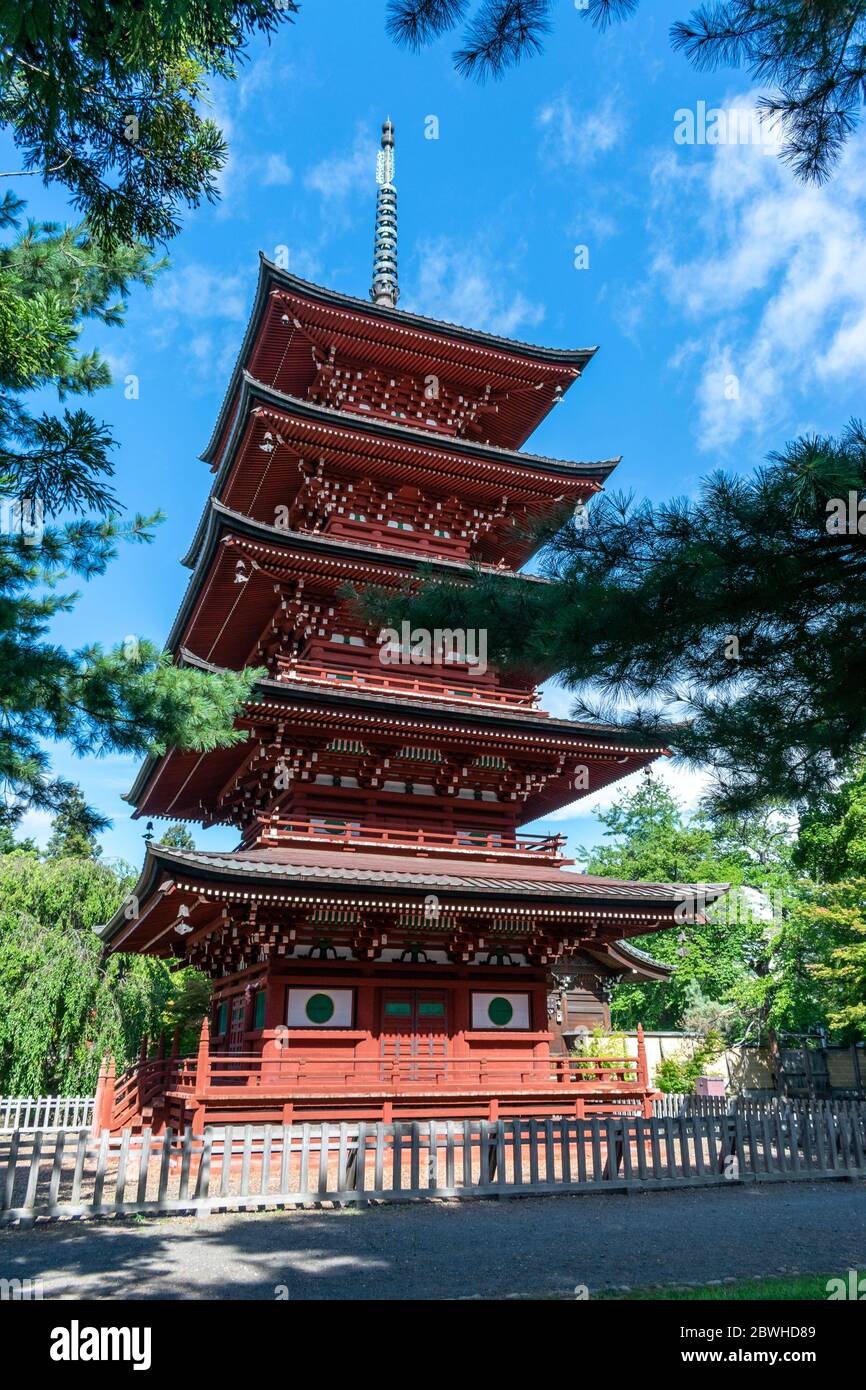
167,1053,644,1094
250,818,568,862
275,659,542,713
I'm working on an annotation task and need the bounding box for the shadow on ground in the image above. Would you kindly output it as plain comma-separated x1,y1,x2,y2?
1,1181,864,1300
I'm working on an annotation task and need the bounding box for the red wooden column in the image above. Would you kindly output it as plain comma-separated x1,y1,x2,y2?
194,1017,210,1091
450,978,471,1058
261,968,286,1061
355,981,378,1062
91,1055,116,1136
190,1017,211,1136
636,1022,648,1086
531,982,551,1062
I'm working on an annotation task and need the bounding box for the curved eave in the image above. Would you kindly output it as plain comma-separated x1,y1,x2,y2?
122,654,669,813
582,939,675,982
195,649,669,749
201,258,599,465
187,372,618,569
166,498,548,660
98,843,727,950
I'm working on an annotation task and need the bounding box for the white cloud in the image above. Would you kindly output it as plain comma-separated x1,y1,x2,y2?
147,262,249,386
205,72,295,213
537,89,628,168
262,154,293,187
151,263,248,328
18,808,52,848
305,126,375,201
407,237,545,338
540,760,710,826
649,93,866,450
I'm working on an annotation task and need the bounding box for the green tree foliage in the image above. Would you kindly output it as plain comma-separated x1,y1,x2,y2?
585,780,788,1034
158,822,196,850
45,783,105,859
371,422,866,818
592,774,866,1042
795,755,866,880
0,197,259,823
808,882,866,1038
0,0,299,244
388,1,866,181
0,852,207,1093
790,758,866,1037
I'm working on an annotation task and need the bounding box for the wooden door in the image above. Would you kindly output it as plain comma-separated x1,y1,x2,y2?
227,995,246,1054
380,990,448,1080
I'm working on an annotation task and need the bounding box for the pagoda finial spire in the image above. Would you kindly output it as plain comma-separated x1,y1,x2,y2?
370,118,399,308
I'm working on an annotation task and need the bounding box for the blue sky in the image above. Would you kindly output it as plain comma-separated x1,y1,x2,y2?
8,0,866,867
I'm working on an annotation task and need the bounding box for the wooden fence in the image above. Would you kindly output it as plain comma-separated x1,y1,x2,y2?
2,1103,865,1223
0,1096,94,1133
653,1094,866,1120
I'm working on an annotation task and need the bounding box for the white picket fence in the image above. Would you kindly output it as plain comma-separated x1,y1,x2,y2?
0,1096,94,1133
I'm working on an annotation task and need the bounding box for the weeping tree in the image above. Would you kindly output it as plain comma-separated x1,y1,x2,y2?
387,0,866,181
0,853,208,1094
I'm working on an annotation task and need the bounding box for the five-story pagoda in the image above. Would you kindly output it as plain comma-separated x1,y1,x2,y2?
98,122,725,1133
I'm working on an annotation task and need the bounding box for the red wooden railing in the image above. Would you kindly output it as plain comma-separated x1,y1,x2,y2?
275,659,542,712
250,818,567,860
94,1025,651,1132
195,1054,642,1091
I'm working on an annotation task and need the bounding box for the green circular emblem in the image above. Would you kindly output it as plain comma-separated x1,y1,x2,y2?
306,992,335,1024
488,996,514,1027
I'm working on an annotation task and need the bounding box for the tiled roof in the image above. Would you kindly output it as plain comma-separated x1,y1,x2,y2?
147,842,729,904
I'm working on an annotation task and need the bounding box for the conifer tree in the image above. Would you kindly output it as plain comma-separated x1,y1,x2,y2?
0,196,258,822
0,1,299,244
45,785,106,860
388,1,866,181
368,422,866,816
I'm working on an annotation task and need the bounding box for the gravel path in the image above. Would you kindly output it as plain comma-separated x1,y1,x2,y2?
1,1180,864,1300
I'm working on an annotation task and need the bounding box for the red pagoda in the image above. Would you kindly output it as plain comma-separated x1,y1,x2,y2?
98,122,724,1134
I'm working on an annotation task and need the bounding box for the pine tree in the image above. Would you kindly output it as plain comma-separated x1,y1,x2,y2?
0,196,259,822
158,823,196,851
369,421,866,817
0,1,299,245
45,784,106,859
388,1,866,180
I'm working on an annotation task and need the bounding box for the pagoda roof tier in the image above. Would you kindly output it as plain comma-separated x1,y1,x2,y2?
99,840,727,956
188,374,616,571
125,653,667,823
169,500,548,671
203,259,598,462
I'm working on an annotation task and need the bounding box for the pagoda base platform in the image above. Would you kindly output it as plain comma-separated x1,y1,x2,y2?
94,1054,658,1135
